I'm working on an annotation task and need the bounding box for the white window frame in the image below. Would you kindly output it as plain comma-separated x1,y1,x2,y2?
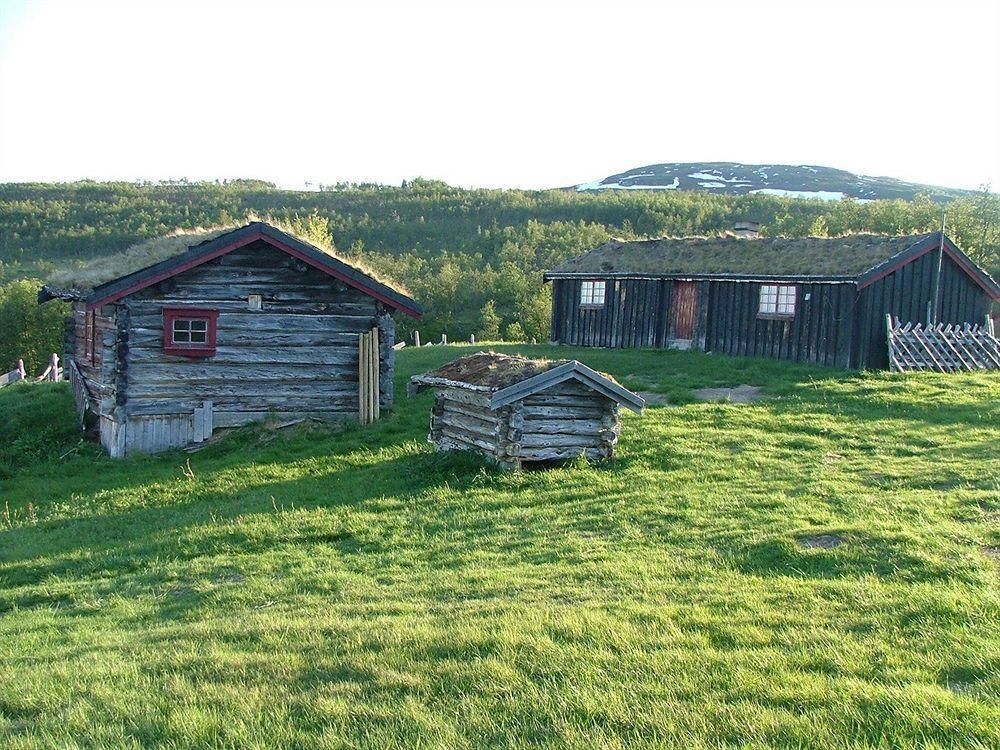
580,280,606,307
759,284,796,317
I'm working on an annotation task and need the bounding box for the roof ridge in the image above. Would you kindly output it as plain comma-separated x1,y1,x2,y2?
545,231,949,280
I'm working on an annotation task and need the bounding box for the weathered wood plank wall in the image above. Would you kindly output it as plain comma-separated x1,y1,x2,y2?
855,251,990,369
703,280,856,368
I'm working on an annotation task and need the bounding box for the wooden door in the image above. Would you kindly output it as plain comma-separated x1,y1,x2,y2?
671,281,696,340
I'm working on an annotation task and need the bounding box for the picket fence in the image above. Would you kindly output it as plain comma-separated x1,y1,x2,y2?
886,315,1000,372
0,353,62,388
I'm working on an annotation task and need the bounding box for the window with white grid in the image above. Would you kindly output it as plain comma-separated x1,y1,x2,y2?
580,280,606,306
759,284,796,316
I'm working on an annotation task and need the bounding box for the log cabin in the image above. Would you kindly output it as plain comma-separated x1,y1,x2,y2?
39,221,421,457
408,352,645,469
544,231,1000,369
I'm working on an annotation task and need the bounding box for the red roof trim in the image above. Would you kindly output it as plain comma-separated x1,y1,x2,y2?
86,233,261,311
87,230,422,316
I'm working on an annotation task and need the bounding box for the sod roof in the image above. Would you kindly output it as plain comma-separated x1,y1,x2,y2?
48,226,236,289
409,352,645,412
42,221,420,316
47,221,411,298
413,352,568,390
545,232,938,279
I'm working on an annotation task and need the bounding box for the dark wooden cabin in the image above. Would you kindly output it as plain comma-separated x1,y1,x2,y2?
40,221,421,457
408,352,644,469
545,232,1000,369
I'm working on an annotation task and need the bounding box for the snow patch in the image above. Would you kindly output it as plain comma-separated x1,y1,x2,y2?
577,176,679,191
750,188,846,201
688,172,748,184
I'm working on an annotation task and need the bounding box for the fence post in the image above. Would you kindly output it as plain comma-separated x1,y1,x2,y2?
470,334,476,345
17,359,26,380
414,330,420,347
441,333,448,345
49,353,59,381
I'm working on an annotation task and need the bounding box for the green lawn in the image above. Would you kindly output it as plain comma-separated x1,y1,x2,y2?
1,345,998,749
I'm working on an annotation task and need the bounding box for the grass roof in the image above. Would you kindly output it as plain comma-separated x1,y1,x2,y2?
546,232,936,278
412,351,622,390
46,218,411,297
414,352,563,390
47,226,238,289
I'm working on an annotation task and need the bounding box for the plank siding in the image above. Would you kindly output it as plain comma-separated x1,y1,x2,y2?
691,280,856,368
856,251,990,368
548,245,994,370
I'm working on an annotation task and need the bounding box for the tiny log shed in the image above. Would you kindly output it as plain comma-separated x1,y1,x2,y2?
545,231,1000,369
408,352,645,469
39,221,422,457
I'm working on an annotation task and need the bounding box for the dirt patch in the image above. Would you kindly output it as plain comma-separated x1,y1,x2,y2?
982,546,1000,562
798,534,844,549
691,384,764,403
636,391,673,406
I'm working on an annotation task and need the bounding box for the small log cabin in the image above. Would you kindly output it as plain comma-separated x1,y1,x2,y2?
39,221,421,457
408,352,645,469
545,232,1000,369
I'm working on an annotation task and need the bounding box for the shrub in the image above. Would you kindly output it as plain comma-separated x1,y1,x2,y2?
0,279,68,373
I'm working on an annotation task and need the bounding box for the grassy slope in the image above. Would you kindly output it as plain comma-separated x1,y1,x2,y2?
1,346,998,749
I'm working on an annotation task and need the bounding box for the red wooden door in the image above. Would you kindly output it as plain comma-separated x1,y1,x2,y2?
671,281,696,339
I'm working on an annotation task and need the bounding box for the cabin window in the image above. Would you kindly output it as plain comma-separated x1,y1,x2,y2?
580,280,606,307
759,284,796,317
162,307,219,357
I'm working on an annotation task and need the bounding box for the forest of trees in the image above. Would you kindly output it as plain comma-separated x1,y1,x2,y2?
0,178,997,369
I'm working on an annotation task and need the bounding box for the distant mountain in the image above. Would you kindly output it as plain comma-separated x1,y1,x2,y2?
574,162,974,202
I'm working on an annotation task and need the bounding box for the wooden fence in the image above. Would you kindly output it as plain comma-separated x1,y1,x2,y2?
0,354,62,388
886,315,1000,372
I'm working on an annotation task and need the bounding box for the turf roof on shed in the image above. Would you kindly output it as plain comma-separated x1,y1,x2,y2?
545,233,938,279
414,352,568,389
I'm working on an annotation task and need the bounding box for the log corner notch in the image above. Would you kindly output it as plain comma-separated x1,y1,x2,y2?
409,352,644,470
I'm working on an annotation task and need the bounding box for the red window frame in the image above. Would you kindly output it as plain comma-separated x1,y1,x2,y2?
162,307,219,357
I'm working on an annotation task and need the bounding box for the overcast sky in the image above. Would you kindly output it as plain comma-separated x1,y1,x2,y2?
0,0,997,191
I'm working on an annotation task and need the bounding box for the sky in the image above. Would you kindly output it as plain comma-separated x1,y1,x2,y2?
0,0,998,191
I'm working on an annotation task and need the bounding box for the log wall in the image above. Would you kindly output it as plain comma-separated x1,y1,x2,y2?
72,239,400,456
427,379,620,468
67,300,118,418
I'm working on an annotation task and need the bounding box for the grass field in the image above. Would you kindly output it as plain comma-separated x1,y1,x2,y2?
1,345,998,749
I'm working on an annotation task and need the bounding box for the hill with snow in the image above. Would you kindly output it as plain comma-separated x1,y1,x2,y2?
575,162,973,202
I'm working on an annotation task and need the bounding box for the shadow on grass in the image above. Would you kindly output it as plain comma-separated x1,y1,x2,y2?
724,532,978,584
0,448,493,602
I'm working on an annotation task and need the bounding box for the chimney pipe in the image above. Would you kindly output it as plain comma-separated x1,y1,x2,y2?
733,221,761,239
